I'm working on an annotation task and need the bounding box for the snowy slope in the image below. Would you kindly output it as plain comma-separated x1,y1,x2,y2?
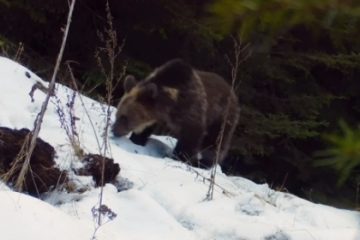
0,56,359,240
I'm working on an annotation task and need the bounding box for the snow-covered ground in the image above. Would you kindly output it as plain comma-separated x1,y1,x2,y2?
0,56,359,240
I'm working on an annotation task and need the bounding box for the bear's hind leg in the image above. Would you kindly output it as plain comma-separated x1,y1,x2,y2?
200,116,238,168
198,121,221,168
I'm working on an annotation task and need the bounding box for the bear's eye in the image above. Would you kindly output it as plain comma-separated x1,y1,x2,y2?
119,115,128,126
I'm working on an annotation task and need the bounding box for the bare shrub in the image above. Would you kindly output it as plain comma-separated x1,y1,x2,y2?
4,0,76,193
206,37,251,200
53,72,84,159
0,40,24,62
90,1,126,237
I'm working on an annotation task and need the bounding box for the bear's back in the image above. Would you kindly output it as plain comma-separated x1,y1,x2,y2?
196,70,238,126
145,59,193,89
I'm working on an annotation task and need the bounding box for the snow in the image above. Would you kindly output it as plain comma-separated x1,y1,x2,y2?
0,56,359,240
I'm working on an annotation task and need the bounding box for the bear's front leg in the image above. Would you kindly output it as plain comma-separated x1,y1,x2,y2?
173,124,204,167
129,125,155,146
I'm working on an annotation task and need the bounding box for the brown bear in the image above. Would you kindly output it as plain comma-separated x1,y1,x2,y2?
112,59,240,168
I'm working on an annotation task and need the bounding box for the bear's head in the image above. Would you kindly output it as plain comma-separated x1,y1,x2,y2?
112,59,194,137
112,75,179,137
112,75,157,137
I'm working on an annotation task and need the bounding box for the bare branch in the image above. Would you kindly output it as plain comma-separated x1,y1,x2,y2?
29,81,54,102
11,0,76,192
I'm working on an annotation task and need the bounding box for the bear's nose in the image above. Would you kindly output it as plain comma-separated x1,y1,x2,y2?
112,123,128,137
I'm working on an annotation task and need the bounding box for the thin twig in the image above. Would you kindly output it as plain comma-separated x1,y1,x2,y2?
356,181,360,210
66,63,103,153
183,165,236,198
206,36,246,200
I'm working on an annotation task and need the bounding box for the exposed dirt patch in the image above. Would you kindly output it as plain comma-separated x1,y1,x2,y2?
0,127,67,196
76,154,120,187
0,127,121,196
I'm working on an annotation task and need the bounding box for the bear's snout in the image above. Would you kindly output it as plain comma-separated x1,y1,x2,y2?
112,121,129,137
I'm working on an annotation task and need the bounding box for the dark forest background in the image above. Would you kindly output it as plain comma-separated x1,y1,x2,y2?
0,0,359,208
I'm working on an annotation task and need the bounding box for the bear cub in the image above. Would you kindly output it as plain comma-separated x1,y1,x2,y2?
112,59,239,168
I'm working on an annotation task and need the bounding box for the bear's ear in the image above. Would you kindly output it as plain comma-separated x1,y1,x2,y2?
143,82,158,99
162,87,179,101
124,75,138,92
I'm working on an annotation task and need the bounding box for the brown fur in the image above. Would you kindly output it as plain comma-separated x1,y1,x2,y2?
112,59,240,168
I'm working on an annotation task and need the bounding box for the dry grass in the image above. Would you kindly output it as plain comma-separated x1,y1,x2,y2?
90,1,126,236
51,63,85,159
0,40,24,62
